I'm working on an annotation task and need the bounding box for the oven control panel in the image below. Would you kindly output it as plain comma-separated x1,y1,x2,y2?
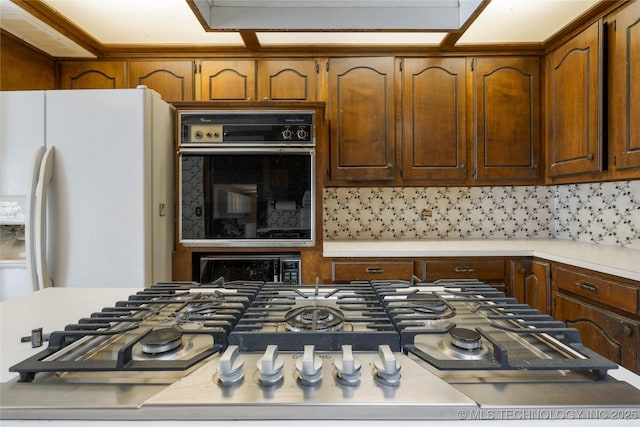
179,111,315,146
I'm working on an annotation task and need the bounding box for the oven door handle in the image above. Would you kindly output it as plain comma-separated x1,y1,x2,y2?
179,147,315,155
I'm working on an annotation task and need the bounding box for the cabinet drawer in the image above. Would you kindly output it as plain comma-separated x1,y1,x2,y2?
555,293,639,373
423,259,505,282
331,261,415,282
554,266,639,316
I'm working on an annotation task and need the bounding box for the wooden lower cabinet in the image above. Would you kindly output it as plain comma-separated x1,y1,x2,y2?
422,258,506,291
510,259,550,313
552,264,640,374
555,292,639,373
330,260,415,283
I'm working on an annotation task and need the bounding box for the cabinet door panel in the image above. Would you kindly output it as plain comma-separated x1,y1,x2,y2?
128,61,194,102
258,60,317,101
201,60,256,101
511,259,550,313
609,1,640,171
474,57,540,182
328,58,395,181
59,61,125,89
546,20,603,177
555,293,639,373
402,58,467,181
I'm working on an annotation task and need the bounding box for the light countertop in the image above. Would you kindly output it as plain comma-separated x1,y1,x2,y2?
323,239,640,281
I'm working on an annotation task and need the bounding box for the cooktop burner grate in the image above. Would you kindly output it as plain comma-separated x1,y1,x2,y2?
10,278,619,383
10,281,262,382
228,281,400,351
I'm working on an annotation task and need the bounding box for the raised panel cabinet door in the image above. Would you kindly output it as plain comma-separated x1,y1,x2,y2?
473,57,541,182
258,60,318,101
609,1,640,172
401,58,467,182
555,293,639,374
511,259,550,313
200,60,256,101
128,61,195,102
546,20,603,178
59,61,126,89
328,57,395,182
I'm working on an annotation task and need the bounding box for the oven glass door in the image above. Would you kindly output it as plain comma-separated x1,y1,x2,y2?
180,149,314,246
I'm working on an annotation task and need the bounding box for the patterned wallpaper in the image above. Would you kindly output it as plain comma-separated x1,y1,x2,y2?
323,180,640,249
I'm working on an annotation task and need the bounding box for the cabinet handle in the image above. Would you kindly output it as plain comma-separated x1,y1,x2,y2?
455,266,475,274
577,281,599,293
365,267,384,274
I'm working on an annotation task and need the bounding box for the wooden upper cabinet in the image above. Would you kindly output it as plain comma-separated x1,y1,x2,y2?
472,57,541,183
258,60,318,101
59,61,126,89
128,61,195,102
327,57,395,182
200,60,256,101
401,58,467,182
546,20,603,178
608,1,640,172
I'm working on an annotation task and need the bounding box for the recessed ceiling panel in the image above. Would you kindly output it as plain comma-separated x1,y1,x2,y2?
0,0,95,57
457,0,600,44
257,32,446,45
43,0,244,45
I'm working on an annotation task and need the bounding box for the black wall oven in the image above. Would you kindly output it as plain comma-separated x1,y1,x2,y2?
179,110,316,247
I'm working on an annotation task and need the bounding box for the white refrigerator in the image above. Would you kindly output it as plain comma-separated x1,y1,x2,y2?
0,88,174,300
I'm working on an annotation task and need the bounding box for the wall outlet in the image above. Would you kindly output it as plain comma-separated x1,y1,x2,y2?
420,209,432,220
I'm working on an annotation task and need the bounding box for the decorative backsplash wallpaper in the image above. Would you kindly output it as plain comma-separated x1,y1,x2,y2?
323,180,640,249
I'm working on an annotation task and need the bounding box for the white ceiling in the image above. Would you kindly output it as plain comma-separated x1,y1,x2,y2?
0,0,602,58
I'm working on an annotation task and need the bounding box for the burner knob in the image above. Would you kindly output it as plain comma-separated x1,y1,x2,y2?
256,345,284,386
296,345,322,385
373,345,401,386
217,345,244,385
334,345,361,385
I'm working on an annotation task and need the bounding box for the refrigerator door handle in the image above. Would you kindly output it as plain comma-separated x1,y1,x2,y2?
26,146,45,291
33,146,55,290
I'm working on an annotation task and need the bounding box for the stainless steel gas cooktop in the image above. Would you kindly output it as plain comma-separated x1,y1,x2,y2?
3,279,640,421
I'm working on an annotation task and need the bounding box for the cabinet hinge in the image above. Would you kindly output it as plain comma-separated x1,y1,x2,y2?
472,167,477,179
471,58,475,71
326,61,330,72
315,62,319,74
613,155,617,166
399,59,403,72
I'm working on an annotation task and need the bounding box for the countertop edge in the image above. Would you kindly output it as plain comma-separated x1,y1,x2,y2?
322,240,640,282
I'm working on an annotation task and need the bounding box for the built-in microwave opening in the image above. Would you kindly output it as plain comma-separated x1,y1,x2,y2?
198,254,301,285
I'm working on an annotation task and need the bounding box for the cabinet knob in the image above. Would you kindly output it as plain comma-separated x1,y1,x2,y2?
622,324,633,337
577,281,599,293
587,153,594,160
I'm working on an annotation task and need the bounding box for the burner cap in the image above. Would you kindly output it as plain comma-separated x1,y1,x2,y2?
449,327,482,351
140,328,183,354
406,293,448,314
285,305,344,332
